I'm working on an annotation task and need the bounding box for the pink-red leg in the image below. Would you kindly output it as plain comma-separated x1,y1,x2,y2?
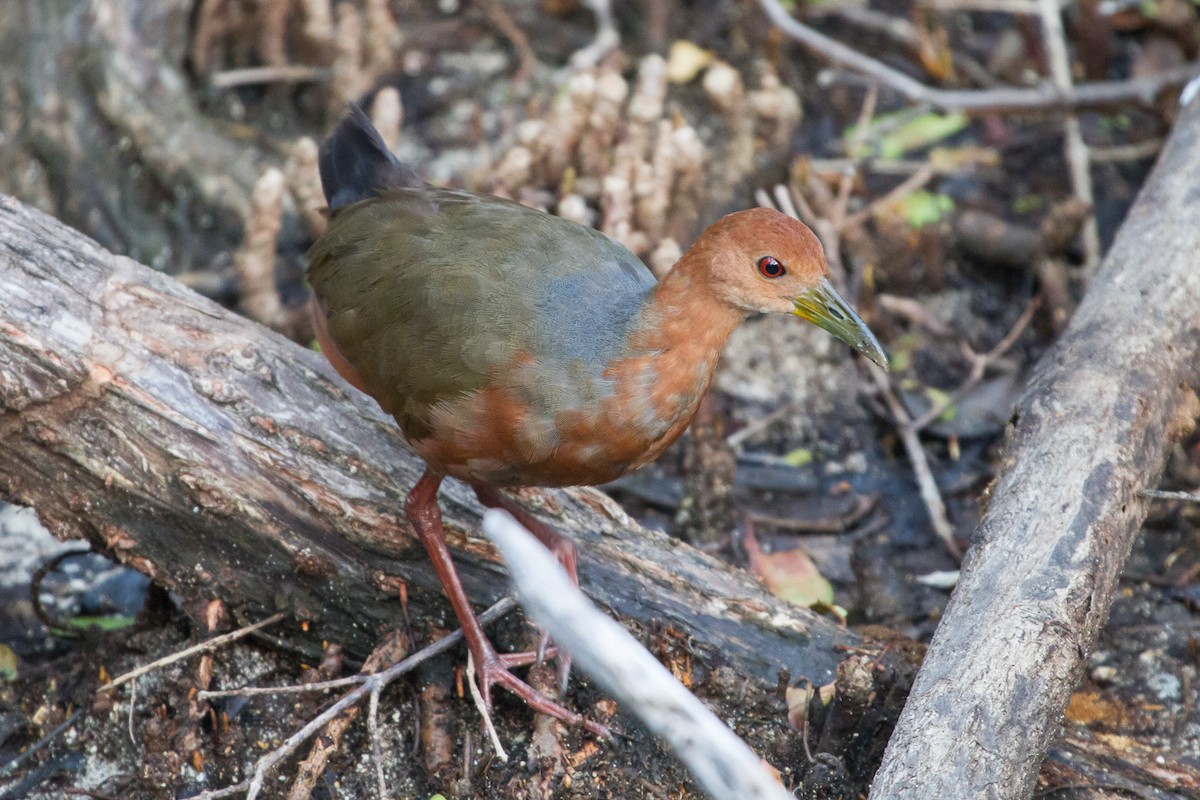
470,484,579,586
471,483,578,688
405,470,604,736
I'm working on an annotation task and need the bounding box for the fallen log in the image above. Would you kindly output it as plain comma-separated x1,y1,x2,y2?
869,94,1200,797
0,192,864,688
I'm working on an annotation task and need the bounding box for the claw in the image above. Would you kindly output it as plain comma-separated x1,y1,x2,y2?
476,645,611,739
462,483,598,732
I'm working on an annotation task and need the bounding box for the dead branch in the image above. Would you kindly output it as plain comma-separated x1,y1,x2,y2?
208,65,331,89
1036,0,1101,273
869,93,1200,799
757,0,1200,113
98,612,288,695
189,600,512,800
482,510,794,800
867,366,961,560
3,0,278,271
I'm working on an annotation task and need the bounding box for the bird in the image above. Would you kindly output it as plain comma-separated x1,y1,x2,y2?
307,105,887,735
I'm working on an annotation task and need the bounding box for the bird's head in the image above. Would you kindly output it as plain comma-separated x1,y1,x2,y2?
697,208,888,368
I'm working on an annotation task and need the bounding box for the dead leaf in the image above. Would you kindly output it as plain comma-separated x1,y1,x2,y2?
744,522,834,606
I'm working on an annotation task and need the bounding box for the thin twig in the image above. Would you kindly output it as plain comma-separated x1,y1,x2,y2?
757,0,1200,113
475,0,540,80
99,612,288,694
919,0,1040,13
482,511,794,800
466,652,509,762
287,637,397,800
29,545,92,635
369,686,386,799
198,601,513,701
869,365,962,558
877,294,954,337
191,600,516,800
909,296,1039,432
725,404,793,450
811,156,992,176
1139,488,1200,502
816,2,994,87
209,65,331,89
843,164,937,230
1037,0,1101,276
832,84,879,230
773,185,810,224
746,494,876,534
128,678,138,745
800,694,816,764
1089,139,1164,163
199,675,363,700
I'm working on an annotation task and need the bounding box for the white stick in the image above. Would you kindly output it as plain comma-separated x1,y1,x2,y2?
481,510,793,800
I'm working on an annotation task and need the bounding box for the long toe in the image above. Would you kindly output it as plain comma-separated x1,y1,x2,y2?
481,659,610,739
555,651,573,695
534,628,574,692
497,646,558,669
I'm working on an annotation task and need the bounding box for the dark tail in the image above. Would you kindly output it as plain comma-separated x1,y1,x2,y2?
318,104,423,211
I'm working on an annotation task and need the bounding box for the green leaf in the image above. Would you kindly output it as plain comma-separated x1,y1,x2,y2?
887,333,921,373
0,645,18,681
1012,194,1043,214
781,448,813,467
846,110,968,160
895,190,955,229
64,615,137,632
923,387,958,422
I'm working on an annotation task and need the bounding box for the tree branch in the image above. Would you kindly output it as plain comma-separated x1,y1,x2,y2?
758,0,1200,113
869,92,1200,800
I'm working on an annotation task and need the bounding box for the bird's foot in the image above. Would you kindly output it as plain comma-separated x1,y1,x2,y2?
531,536,577,691
473,646,610,739
535,630,573,693
493,639,571,695
495,645,556,669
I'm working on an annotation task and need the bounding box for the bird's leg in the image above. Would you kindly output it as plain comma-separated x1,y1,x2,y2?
406,471,605,737
471,483,577,687
471,484,579,585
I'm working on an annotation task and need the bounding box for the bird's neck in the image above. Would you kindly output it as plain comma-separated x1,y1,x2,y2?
598,261,745,468
634,262,747,358
618,260,747,406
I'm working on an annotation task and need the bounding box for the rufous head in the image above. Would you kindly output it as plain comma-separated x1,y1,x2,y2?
691,208,888,368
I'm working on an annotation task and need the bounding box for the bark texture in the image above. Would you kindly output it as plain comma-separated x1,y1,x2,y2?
1,0,283,272
869,97,1200,798
0,193,862,686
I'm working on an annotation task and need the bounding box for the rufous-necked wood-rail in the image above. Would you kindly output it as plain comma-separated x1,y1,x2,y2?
308,106,887,735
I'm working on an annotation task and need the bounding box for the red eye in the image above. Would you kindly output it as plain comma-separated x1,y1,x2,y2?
758,256,785,278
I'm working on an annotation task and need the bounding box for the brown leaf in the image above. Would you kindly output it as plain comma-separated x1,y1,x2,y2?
744,522,834,607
